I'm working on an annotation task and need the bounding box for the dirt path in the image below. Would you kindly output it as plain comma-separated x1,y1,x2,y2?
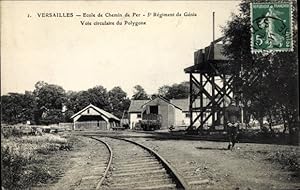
33,136,108,190
132,138,300,190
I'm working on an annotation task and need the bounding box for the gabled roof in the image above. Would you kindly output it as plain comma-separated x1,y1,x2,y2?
129,96,184,113
71,104,120,121
170,98,210,112
142,96,182,110
128,100,149,113
170,99,189,112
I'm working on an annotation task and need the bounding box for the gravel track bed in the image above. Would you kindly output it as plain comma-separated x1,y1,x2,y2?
98,137,178,190
129,137,300,190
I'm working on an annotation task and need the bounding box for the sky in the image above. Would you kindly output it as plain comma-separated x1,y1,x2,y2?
1,1,241,97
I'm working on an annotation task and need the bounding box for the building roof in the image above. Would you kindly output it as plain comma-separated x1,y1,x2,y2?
142,96,182,110
128,96,182,113
129,97,216,113
170,99,189,112
170,98,210,112
128,100,150,113
71,104,120,121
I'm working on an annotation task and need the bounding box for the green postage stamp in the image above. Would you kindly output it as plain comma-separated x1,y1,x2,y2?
251,2,293,53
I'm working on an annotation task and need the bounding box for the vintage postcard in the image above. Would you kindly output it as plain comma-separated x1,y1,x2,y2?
1,1,299,190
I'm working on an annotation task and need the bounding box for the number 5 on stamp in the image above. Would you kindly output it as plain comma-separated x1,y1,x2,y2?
251,2,293,53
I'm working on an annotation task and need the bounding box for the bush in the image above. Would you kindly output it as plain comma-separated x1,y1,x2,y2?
1,146,51,189
1,126,23,138
20,134,67,144
1,146,29,189
1,133,73,189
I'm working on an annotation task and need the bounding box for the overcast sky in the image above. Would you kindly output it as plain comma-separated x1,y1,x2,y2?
1,1,240,97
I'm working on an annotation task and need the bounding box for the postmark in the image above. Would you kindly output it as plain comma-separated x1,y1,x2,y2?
251,2,293,53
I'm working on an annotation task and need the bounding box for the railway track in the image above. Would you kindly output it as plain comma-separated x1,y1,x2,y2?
124,138,215,189
70,137,111,190
91,137,188,190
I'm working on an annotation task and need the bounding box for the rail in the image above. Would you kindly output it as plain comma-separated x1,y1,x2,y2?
111,137,189,189
90,137,113,189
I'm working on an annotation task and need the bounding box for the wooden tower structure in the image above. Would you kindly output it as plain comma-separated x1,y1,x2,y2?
184,36,241,132
184,12,243,133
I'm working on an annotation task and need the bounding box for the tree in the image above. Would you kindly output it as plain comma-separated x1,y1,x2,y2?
33,81,67,124
222,0,298,144
66,86,131,119
132,85,149,100
39,109,65,125
34,81,67,110
65,86,111,113
158,81,190,100
108,87,130,118
1,92,35,124
167,82,190,99
158,85,170,98
65,90,80,113
86,86,110,111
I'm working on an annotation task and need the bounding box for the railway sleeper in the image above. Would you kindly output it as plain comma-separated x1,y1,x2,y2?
110,181,176,189
115,158,157,165
111,178,174,187
113,156,154,161
114,166,160,171
109,183,177,190
114,161,159,168
109,173,169,182
112,168,167,177
114,164,161,171
135,184,178,190
114,165,164,174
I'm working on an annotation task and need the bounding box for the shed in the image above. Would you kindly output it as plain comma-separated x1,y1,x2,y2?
128,100,150,129
70,104,120,130
141,96,183,129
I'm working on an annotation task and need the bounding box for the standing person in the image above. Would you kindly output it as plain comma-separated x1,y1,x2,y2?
225,100,241,150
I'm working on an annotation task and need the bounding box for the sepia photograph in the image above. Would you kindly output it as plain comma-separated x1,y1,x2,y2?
1,0,299,189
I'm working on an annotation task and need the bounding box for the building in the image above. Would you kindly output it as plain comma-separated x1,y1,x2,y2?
141,96,184,129
170,98,214,128
128,96,213,130
70,104,120,130
128,100,149,129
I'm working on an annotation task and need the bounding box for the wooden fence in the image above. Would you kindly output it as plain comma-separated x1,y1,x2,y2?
73,121,108,130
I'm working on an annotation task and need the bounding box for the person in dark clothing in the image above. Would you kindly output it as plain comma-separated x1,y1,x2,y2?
225,100,241,150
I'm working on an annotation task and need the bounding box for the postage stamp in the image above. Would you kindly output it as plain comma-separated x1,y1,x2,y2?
251,2,293,53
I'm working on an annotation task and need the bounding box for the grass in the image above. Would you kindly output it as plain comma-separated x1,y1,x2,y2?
1,130,73,190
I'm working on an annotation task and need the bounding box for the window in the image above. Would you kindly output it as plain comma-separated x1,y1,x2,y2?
137,114,141,118
149,106,158,114
185,113,191,118
87,109,90,114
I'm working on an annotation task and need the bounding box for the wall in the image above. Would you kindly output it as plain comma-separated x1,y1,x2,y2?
143,98,172,129
167,105,176,128
174,108,185,126
74,121,107,130
129,113,142,129
73,107,102,122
